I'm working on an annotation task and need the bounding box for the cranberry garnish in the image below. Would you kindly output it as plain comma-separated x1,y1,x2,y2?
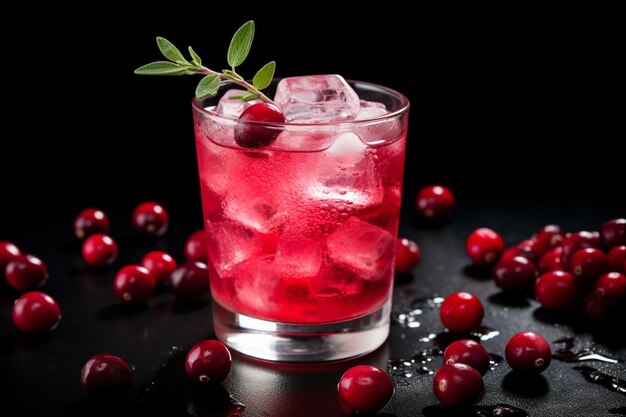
501,245,536,264
0,240,21,271
81,354,132,395
185,340,232,383
184,230,208,263
433,363,483,407
141,251,177,284
532,224,564,256
538,247,566,274
443,339,490,375
600,218,626,249
569,248,608,286
440,292,484,334
562,231,600,265
415,185,455,220
74,208,110,240
12,291,61,334
492,256,538,291
234,103,285,148
395,238,421,274
338,365,394,413
5,254,49,291
607,246,626,273
132,202,169,237
593,272,626,303
535,271,577,310
505,332,551,374
113,265,155,303
168,262,210,300
466,228,504,268
81,234,118,267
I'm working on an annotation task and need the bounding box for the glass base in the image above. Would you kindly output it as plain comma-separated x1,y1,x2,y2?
212,299,391,362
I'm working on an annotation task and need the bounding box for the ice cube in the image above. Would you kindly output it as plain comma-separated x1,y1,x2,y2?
356,100,388,120
354,99,403,145
274,75,360,123
325,217,394,282
224,195,284,234
216,89,260,118
275,239,323,278
324,132,368,166
205,221,268,271
230,256,281,313
309,257,364,297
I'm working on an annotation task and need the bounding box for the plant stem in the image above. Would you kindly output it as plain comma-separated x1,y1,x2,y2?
198,67,273,104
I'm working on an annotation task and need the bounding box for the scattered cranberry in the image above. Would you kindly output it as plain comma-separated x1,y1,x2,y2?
185,340,232,383
82,234,118,267
5,255,49,291
433,363,483,407
81,354,132,395
234,103,285,148
466,228,504,268
584,293,608,322
501,245,536,264
600,218,626,249
443,339,490,375
517,239,540,258
74,208,110,239
168,262,210,300
535,271,577,310
395,238,421,274
562,231,600,265
184,230,208,263
505,332,551,374
141,251,177,284
593,272,626,303
415,185,455,220
440,292,484,334
607,246,626,273
0,241,21,271
492,256,537,291
532,224,564,256
132,202,169,237
113,265,155,304
338,365,394,413
538,247,566,274
12,291,61,334
569,248,608,286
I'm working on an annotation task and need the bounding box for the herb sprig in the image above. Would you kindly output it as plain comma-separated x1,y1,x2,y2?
135,20,275,103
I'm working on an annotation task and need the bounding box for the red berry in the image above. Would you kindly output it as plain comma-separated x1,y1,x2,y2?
12,291,61,334
0,241,21,271
81,234,118,267
338,365,394,413
501,246,536,264
132,202,169,237
562,231,600,265
443,339,490,375
535,271,577,310
600,218,626,249
607,246,626,273
433,363,483,406
415,185,455,220
113,265,155,304
517,239,540,258
141,251,177,284
584,293,608,322
593,272,626,303
538,247,566,274
466,228,504,267
440,292,484,333
74,208,110,240
168,262,210,300
505,332,551,374
5,254,49,291
569,248,608,286
492,256,537,291
81,354,132,395
185,340,232,383
395,238,421,274
532,224,564,256
184,230,208,263
234,103,285,148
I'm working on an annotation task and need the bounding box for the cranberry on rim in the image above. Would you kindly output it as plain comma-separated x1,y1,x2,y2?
433,363,483,406
443,339,490,375
185,340,232,383
132,202,169,236
415,185,455,220
600,218,626,249
168,262,210,300
12,291,61,334
0,241,21,271
466,228,504,268
141,251,177,284
184,230,208,263
492,256,537,291
81,354,132,395
535,271,577,310
607,246,626,273
338,365,394,413
505,332,551,374
234,103,285,148
74,208,110,239
82,234,118,267
113,265,155,303
395,238,421,274
5,254,49,291
440,292,484,334
569,248,608,286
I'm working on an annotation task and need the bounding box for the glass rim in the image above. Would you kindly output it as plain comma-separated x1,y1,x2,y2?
191,79,410,129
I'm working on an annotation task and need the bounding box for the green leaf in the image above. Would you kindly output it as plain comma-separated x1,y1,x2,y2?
241,93,259,102
156,37,186,63
227,94,246,100
134,61,188,75
227,20,255,68
188,46,202,66
195,74,221,98
252,61,275,90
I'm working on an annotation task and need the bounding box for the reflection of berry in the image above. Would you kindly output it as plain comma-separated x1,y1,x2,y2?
466,228,504,267
338,365,394,413
113,265,155,304
81,354,132,395
505,332,551,374
440,292,484,333
5,254,48,291
184,230,208,263
185,340,232,383
433,363,483,406
493,256,537,291
12,291,61,334
132,202,169,236
535,271,577,310
74,208,110,239
141,251,177,284
443,339,490,375
395,238,420,273
82,234,118,267
235,103,285,148
415,185,455,220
